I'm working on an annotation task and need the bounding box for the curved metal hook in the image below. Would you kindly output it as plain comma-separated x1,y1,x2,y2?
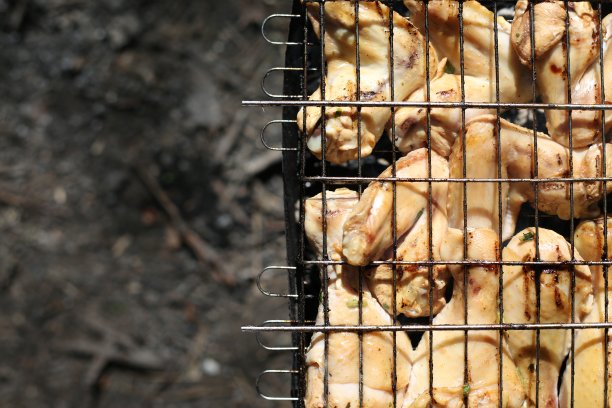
256,320,299,351
256,369,299,401
257,265,298,297
262,14,305,45
262,67,317,99
261,120,299,151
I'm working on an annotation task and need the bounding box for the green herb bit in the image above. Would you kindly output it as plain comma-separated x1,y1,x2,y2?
516,366,526,387
346,298,367,308
444,61,455,74
520,231,535,242
334,110,342,118
463,383,470,397
415,208,424,222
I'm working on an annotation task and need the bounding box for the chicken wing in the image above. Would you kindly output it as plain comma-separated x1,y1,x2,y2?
305,188,360,263
604,13,612,134
559,217,612,408
447,115,509,237
502,227,592,408
392,59,496,157
512,1,602,148
448,115,612,241
404,228,526,408
366,194,449,317
306,273,414,408
340,148,450,317
297,1,434,164
304,188,412,408
342,148,449,266
392,0,532,157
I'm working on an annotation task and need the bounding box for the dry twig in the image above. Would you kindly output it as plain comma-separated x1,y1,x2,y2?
134,164,236,286
54,313,165,387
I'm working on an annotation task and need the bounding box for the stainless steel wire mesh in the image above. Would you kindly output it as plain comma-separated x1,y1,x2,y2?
244,1,612,407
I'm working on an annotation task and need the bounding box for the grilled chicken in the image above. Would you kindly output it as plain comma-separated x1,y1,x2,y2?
502,227,593,408
305,187,361,285
343,148,449,266
306,273,414,408
393,0,531,157
404,228,526,408
304,188,413,408
392,59,495,157
511,1,602,148
297,1,434,164
305,188,360,265
305,184,446,403
340,148,450,317
559,218,612,407
447,115,509,237
448,115,612,241
366,195,449,317
604,14,612,135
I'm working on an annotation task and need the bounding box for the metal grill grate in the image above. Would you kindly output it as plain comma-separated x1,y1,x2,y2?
244,1,612,407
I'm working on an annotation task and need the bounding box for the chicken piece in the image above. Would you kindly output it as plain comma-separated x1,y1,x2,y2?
366,194,449,317
395,0,532,157
512,1,602,148
392,60,495,157
305,187,360,285
304,189,412,408
559,218,612,407
447,115,509,237
305,188,360,262
342,148,449,266
306,272,413,408
502,227,592,408
448,115,612,241
297,1,434,164
604,14,612,134
404,228,526,408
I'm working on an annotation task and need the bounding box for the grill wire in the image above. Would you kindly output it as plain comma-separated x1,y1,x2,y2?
244,0,612,407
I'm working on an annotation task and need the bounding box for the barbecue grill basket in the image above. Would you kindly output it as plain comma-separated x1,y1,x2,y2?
243,1,612,406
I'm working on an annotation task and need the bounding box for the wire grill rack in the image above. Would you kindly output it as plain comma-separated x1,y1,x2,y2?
243,1,612,407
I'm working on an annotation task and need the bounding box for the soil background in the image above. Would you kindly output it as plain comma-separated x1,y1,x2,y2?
0,0,292,406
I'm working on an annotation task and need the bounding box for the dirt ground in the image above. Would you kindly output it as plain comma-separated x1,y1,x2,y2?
0,0,291,406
